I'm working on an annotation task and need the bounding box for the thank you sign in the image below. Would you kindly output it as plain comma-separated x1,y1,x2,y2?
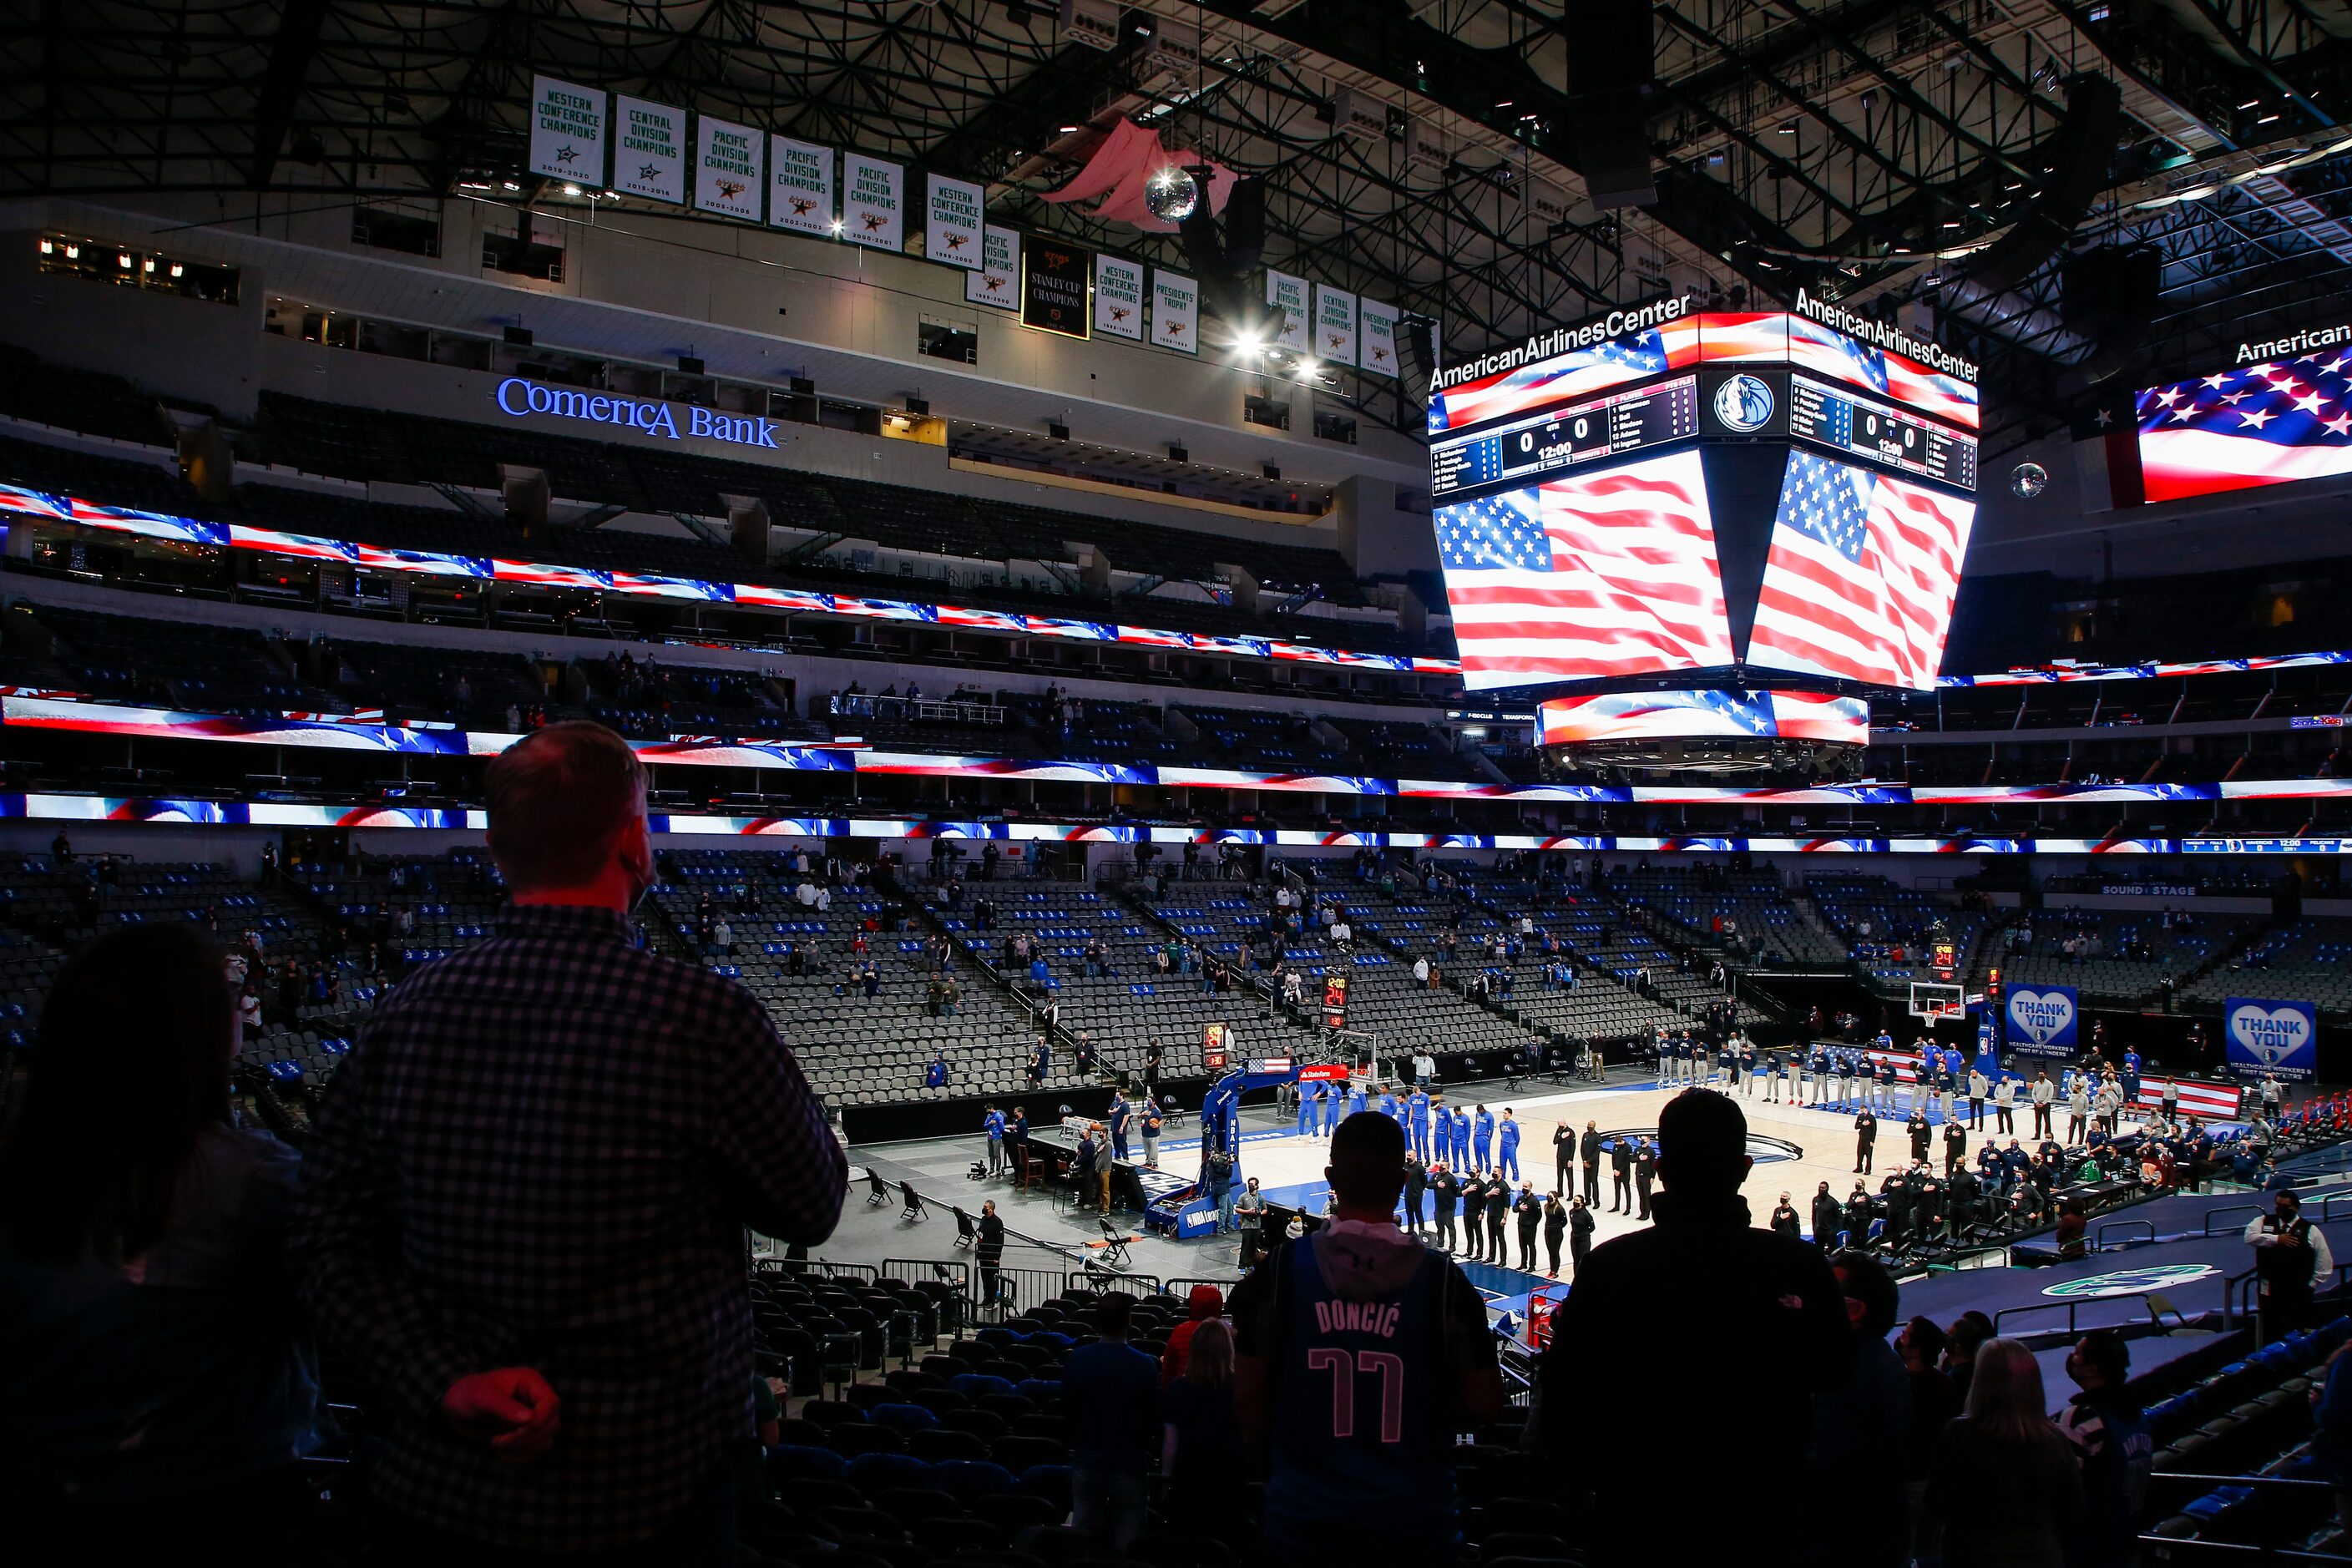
2005,984,2078,1058
2225,996,2319,1082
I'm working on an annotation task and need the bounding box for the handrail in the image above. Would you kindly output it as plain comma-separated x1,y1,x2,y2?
2096,1218,2157,1251
1992,1292,2168,1340
2204,1202,2268,1237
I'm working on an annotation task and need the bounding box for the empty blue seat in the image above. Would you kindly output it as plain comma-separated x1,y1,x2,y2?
766,1444,847,1483
845,1450,931,1497
952,1373,1017,1401
870,1402,938,1433
929,1459,1015,1504
1015,1378,1064,1407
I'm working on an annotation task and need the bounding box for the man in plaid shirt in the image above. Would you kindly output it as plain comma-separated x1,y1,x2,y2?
292,723,847,1560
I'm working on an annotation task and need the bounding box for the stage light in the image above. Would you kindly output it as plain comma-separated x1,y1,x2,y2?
562,183,582,196
1294,358,1319,382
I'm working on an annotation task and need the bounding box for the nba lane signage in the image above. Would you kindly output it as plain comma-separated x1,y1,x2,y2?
493,377,781,451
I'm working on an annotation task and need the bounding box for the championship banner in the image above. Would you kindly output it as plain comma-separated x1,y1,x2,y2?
1359,298,1401,377
924,174,984,269
2004,984,2078,1058
1022,238,1091,338
965,225,1019,310
1315,284,1358,367
1095,254,1146,341
613,97,686,204
768,136,834,235
1267,269,1309,350
1152,268,1198,354
2225,996,2319,1082
842,154,905,250
692,116,764,221
528,76,607,185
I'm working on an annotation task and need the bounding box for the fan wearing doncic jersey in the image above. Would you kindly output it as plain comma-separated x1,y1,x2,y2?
1232,1110,1503,1561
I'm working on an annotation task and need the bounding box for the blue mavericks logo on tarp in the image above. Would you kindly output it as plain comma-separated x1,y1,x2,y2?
2006,985,2078,1057
2042,1262,2220,1299
2225,996,2319,1082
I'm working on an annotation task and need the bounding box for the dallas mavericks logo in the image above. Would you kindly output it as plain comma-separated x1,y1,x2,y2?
1712,373,1775,432
2008,989,2075,1047
2042,1263,2219,1300
2229,1003,2312,1068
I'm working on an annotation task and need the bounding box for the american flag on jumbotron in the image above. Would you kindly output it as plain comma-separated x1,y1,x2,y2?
1748,450,1975,690
1426,331,1670,433
1434,448,1732,690
2135,354,2352,503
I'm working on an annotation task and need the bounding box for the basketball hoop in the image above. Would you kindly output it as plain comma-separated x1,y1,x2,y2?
1908,979,1965,1023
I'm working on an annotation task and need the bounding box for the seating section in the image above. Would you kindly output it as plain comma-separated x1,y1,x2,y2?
935,880,1296,1086
0,343,170,445
1994,909,2254,1007
2182,917,2352,1013
1606,864,1850,969
743,1267,1546,1563
1806,873,1997,988
7,603,336,714
2146,1316,2352,1555
653,850,1039,1108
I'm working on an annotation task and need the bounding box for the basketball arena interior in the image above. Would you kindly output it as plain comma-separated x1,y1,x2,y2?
20,2,2352,1564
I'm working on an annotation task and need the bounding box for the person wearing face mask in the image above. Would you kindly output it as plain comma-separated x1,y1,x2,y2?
291,722,847,1563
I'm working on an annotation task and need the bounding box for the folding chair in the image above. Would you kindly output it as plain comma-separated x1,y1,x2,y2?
951,1206,977,1249
900,1181,930,1222
865,1168,893,1207
1095,1218,1132,1269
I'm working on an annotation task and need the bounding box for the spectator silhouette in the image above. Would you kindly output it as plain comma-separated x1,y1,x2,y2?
1160,1316,1245,1539
0,923,318,1562
1063,1291,1161,1553
1535,1087,1847,1566
291,721,845,1564
1805,1248,1911,1568
1920,1337,2083,1568
1233,1110,1502,1560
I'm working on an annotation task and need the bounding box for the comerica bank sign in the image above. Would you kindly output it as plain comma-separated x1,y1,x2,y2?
493,377,782,450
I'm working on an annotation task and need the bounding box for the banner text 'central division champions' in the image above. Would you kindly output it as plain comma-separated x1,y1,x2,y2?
1429,292,1981,695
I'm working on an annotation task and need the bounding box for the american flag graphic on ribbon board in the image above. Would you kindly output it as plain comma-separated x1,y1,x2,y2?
1433,448,1732,690
1426,331,1671,434
2135,353,2352,503
1748,450,1976,690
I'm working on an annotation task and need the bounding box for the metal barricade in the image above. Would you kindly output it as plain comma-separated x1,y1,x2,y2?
2095,1218,2157,1251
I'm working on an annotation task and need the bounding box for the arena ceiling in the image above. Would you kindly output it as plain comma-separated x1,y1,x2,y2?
12,0,2352,451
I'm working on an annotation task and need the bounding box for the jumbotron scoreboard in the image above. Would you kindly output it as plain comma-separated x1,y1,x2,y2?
1424,291,1983,771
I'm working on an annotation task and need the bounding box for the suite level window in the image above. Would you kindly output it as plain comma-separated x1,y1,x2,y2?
38,234,240,305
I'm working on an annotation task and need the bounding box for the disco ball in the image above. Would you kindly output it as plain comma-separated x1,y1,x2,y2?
1144,167,1200,223
2010,462,2049,499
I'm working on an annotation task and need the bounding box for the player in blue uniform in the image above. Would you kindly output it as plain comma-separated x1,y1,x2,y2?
1430,1095,1453,1166
1451,1105,1472,1169
1473,1105,1495,1174
1496,1109,1521,1181
1378,1087,1400,1125
1323,1080,1343,1136
1297,1082,1321,1137
1408,1086,1432,1161
1348,1080,1368,1120
1232,1111,1503,1560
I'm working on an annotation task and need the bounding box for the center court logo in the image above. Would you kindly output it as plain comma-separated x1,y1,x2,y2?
2041,1262,2219,1300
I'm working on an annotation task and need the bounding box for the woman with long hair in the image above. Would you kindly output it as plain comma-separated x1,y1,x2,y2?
1161,1316,1245,1537
1921,1336,2083,1568
0,921,319,1556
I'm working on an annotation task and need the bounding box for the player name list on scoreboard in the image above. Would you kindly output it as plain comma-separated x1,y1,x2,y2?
1788,375,1978,493
1430,375,1701,498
